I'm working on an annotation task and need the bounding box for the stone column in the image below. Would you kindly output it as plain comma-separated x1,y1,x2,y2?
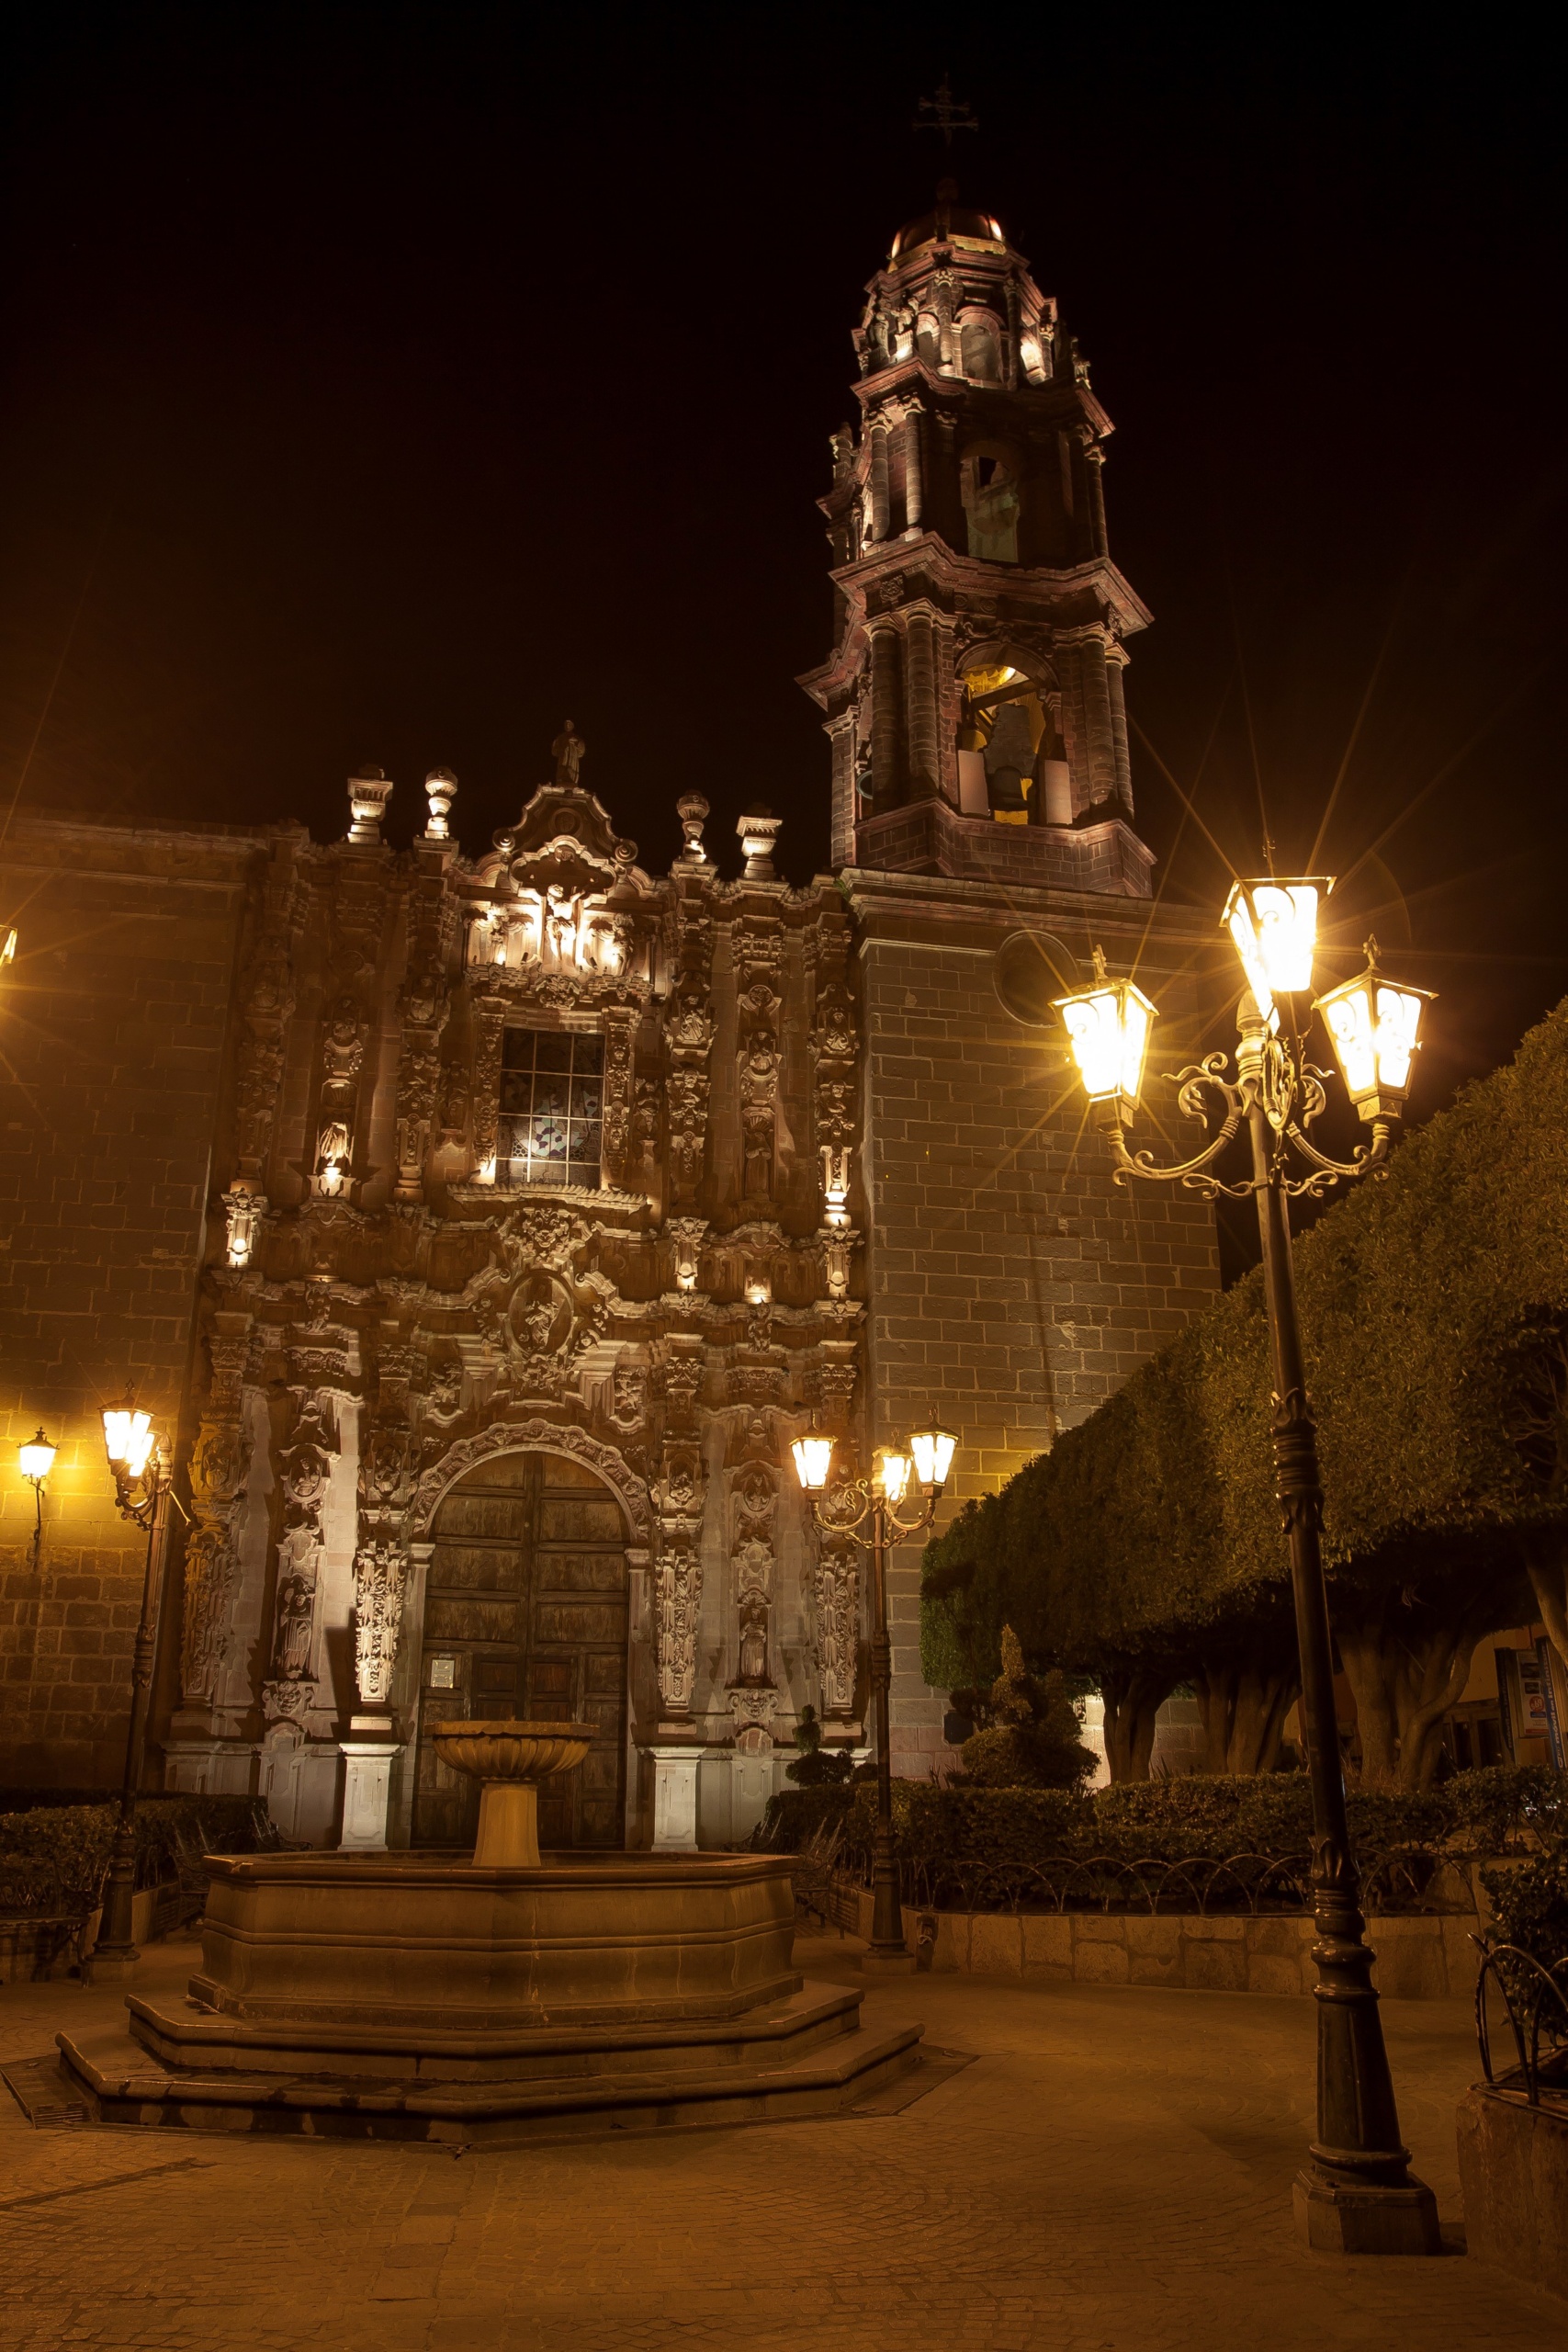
867,416,891,544
338,1735,400,1851
1057,627,1117,812
904,605,939,801
828,713,857,867
650,1747,704,1850
931,411,960,548
1084,439,1110,558
1105,640,1134,812
902,404,924,535
867,619,904,813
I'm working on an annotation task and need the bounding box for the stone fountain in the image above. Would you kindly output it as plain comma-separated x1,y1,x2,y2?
57,1724,919,2144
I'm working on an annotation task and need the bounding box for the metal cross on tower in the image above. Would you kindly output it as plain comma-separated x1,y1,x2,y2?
912,74,978,151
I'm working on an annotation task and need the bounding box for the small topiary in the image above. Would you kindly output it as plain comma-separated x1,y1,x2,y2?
959,1628,1098,1791
784,1704,854,1788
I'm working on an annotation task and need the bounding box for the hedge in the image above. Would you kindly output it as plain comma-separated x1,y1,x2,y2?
754,1766,1562,1915
921,1001,1568,1786
0,1795,265,1917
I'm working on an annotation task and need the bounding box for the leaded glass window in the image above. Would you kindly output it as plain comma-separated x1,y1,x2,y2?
497,1030,603,1188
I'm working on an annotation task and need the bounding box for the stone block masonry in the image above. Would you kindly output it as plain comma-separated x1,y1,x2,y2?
0,815,270,1785
845,865,1220,1767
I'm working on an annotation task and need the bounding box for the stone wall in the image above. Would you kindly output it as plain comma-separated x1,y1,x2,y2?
853,1892,1483,2000
846,865,1220,1770
0,817,265,1785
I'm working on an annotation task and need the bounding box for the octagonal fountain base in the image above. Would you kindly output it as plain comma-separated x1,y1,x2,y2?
55,1850,920,2145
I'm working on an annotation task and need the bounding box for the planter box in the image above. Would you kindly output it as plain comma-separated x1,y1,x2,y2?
0,1915,86,1984
1457,2084,1568,2301
851,1893,1480,1999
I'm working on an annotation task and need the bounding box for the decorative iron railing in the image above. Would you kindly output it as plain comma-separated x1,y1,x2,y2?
1472,1939,1568,2107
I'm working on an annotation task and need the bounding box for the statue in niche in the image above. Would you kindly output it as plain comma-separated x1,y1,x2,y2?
545,885,581,967
321,998,365,1084
438,1068,469,1143
611,1363,647,1425
738,1598,770,1685
551,720,586,787
271,1570,316,1680
315,1119,350,1169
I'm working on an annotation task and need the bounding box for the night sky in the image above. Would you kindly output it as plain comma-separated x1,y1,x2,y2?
4,6,1564,1139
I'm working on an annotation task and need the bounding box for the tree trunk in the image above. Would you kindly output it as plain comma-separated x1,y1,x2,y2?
1099,1664,1179,1781
1524,1532,1568,1673
1193,1660,1301,1776
1337,1591,1498,1790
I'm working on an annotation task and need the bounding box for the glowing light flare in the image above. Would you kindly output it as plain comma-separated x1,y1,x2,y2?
18,1429,56,1485
1054,967,1156,1116
1223,878,1331,1018
874,1448,912,1507
908,1423,957,1495
791,1434,834,1493
103,1406,155,1483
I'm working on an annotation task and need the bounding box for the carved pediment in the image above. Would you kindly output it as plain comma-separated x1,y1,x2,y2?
500,783,641,896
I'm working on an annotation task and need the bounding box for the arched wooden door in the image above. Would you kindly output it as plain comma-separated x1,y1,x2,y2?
412,1451,629,1850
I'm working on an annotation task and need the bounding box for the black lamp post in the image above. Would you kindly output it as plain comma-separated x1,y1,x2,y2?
792,1421,957,1972
1055,886,1440,2254
90,1393,178,1983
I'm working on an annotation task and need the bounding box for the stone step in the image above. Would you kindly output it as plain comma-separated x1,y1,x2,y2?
123,1980,867,2083
57,2006,922,2147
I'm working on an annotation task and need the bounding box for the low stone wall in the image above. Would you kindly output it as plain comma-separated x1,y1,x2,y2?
1457,2085,1568,2301
850,1894,1480,1999
0,1915,84,1984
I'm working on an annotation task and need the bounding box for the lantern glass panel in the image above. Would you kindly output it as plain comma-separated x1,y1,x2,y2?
908,1425,957,1493
874,1449,912,1507
791,1434,834,1493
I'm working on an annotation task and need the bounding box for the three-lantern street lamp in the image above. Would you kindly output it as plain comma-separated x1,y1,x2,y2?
792,1420,958,1970
91,1393,180,1981
1055,880,1441,2255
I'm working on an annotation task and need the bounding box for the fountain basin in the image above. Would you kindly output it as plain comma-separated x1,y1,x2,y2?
55,1849,923,2144
183,1849,800,2030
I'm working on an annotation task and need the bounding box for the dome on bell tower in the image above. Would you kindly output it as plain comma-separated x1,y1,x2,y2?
889,178,1008,264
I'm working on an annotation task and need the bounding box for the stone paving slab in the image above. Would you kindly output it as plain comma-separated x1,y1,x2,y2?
0,1933,1561,2348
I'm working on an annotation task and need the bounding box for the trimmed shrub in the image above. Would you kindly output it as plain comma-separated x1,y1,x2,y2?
0,1795,267,1918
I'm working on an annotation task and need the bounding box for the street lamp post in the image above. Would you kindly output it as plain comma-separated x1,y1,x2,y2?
91,1393,179,1983
792,1421,958,1973
1055,889,1441,2256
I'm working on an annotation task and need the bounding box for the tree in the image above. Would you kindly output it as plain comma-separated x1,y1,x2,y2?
922,1000,1568,1788
959,1628,1099,1790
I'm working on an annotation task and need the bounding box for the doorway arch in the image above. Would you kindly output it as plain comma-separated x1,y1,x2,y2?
411,1449,630,1851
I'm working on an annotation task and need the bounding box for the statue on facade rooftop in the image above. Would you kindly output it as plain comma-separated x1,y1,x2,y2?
551,719,586,787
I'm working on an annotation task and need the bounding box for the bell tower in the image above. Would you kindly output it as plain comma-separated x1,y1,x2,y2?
799,174,1152,893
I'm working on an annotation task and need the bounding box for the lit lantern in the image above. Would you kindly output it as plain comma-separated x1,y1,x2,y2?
1223,877,1331,1021
1054,950,1156,1123
791,1432,835,1493
102,1401,156,1484
1314,946,1436,1121
18,1429,56,1487
908,1422,958,1496
874,1448,912,1507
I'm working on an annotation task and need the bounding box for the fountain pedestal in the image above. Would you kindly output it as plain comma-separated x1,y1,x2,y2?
426,1718,596,1869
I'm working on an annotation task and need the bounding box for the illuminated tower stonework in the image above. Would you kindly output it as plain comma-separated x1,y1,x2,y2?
802,182,1221,1773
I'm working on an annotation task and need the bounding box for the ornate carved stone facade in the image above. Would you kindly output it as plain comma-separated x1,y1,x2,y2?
0,173,1219,1822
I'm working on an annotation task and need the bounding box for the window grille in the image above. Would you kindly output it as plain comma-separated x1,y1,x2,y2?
497,1029,603,1188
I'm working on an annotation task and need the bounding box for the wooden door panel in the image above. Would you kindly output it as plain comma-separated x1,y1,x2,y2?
538,1498,623,1542
424,1595,521,1645
429,1544,525,1590
413,1452,629,1851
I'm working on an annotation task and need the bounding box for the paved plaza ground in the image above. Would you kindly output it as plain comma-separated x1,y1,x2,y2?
0,1930,1558,2350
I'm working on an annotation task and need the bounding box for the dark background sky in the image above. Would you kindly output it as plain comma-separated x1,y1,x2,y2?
3,4,1564,1172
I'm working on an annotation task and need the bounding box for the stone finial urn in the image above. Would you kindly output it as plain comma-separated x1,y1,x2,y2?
426,1719,596,1868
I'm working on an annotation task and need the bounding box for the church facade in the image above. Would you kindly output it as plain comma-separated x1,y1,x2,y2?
0,186,1217,1843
